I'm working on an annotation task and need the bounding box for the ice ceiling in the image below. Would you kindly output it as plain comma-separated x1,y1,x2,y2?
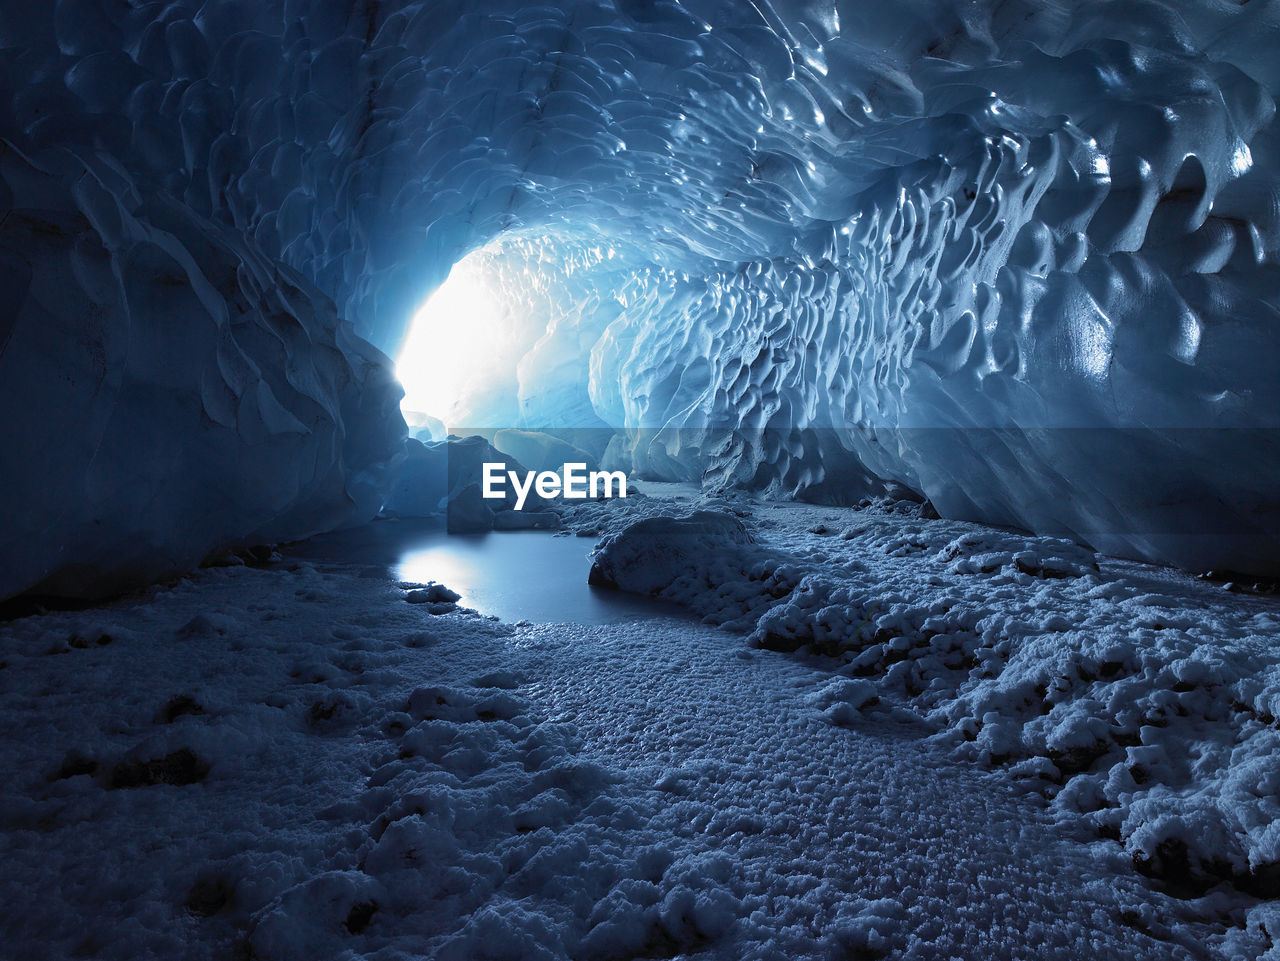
3,0,1280,599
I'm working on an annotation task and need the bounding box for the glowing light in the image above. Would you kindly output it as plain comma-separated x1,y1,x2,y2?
1232,143,1253,176
396,252,507,422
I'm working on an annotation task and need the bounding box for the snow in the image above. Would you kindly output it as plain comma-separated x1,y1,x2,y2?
591,493,1280,922
3,490,1280,958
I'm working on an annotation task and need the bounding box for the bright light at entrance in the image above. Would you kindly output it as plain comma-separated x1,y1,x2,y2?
396,253,507,423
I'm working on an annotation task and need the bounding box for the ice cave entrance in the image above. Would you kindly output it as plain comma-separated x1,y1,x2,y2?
396,248,513,427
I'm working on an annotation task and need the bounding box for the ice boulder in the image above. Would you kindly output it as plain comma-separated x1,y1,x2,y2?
406,413,447,443
589,512,756,596
381,439,451,520
382,434,559,533
589,511,806,627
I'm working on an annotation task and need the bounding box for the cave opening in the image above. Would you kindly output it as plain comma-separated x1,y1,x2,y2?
396,245,515,430
394,234,640,439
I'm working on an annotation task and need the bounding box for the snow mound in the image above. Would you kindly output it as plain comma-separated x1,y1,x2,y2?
595,501,1280,902
936,531,1100,579
589,511,805,629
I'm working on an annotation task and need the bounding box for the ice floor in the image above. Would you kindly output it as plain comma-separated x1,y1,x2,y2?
2,492,1278,959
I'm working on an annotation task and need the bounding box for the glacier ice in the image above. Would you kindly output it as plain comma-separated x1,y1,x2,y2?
0,143,405,600
382,435,560,532
4,0,1280,591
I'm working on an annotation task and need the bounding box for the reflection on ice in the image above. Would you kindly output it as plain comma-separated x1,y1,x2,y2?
400,531,694,624
290,519,689,625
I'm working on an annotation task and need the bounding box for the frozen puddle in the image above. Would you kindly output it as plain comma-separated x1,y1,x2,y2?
287,519,690,624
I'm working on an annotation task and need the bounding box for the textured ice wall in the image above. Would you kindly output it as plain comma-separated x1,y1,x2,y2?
0,143,405,600
447,1,1280,571
4,0,1280,577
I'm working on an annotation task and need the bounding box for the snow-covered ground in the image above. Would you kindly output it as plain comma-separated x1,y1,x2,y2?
2,489,1278,958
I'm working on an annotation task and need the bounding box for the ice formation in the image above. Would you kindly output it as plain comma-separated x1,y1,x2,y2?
4,0,1280,591
382,435,561,532
0,144,405,600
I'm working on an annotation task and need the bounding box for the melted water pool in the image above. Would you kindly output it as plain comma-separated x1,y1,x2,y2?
288,519,687,625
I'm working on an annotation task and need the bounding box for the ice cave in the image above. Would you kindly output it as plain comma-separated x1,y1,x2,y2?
4,0,1280,958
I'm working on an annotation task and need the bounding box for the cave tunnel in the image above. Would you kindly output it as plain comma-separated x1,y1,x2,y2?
4,1,1280,957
